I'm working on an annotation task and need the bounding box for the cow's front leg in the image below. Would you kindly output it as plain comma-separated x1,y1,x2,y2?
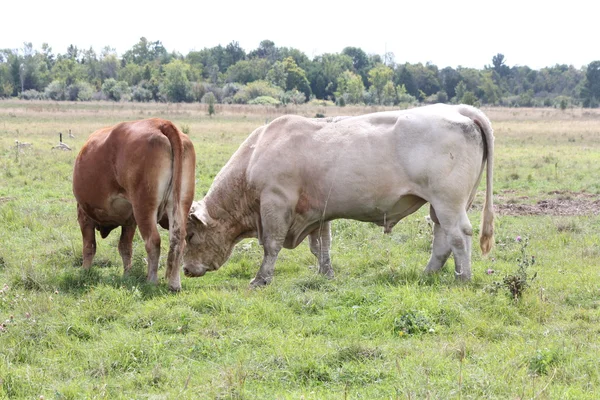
250,242,281,288
250,198,290,287
309,221,333,278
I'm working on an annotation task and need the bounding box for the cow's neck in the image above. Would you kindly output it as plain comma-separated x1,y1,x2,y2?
204,170,258,241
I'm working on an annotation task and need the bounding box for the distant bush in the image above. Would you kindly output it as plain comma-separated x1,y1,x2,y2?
102,79,131,102
248,96,280,105
233,80,282,104
44,80,66,100
20,89,45,100
131,86,153,102
67,81,94,101
281,89,306,105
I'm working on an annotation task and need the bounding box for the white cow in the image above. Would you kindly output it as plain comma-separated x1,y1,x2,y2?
183,104,494,286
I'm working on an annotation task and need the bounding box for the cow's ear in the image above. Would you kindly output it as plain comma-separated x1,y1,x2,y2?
189,201,214,227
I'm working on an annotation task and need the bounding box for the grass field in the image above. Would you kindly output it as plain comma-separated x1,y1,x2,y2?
1,100,599,399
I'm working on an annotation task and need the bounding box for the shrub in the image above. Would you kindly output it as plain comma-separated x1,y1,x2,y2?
233,80,282,104
486,236,537,300
44,80,67,100
248,96,280,105
528,349,561,376
102,79,131,102
67,81,94,101
202,92,216,116
132,86,153,102
393,310,435,336
20,89,44,100
281,89,306,105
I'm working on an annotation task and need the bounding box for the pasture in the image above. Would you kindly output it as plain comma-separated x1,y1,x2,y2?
1,100,599,399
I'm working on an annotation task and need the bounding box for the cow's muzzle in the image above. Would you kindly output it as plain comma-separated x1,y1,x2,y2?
183,263,208,278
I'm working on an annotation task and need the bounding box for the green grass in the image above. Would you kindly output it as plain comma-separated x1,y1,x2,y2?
1,101,600,398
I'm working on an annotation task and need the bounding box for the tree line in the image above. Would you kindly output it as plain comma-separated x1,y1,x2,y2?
1,38,599,108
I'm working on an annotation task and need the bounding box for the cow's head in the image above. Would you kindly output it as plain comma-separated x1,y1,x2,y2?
183,200,235,278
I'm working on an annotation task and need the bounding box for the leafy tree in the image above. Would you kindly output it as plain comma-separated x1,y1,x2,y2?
461,90,478,106
278,47,310,71
368,63,394,104
492,53,510,77
308,53,352,101
122,37,169,65
223,41,246,68
479,71,502,104
382,81,397,105
0,62,14,97
51,57,86,86
225,58,269,84
394,65,418,97
99,47,120,83
266,61,287,89
336,70,364,104
342,46,370,85
455,81,467,103
407,63,441,97
396,84,417,105
282,57,311,99
581,61,600,107
119,63,144,86
162,59,192,102
440,67,461,100
249,40,279,62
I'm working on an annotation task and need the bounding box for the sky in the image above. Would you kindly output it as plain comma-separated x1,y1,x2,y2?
1,0,596,70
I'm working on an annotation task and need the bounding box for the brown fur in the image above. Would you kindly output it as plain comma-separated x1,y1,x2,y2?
73,118,196,291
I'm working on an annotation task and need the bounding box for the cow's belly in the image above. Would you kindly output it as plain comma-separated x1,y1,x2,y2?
284,194,426,249
81,195,134,227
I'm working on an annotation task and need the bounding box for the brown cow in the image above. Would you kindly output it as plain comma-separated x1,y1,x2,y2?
73,118,196,291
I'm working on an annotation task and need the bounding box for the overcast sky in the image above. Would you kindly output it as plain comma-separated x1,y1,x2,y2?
1,0,595,70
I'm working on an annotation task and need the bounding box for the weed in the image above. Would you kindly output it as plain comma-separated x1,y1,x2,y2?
528,348,561,376
180,124,190,134
486,236,537,300
393,310,435,336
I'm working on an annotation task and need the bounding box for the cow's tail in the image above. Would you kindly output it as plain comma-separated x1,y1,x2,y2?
159,120,190,288
458,105,495,255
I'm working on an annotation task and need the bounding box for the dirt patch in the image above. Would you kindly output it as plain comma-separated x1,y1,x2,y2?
494,191,600,216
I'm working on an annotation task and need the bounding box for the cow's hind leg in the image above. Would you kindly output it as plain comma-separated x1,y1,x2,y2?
165,208,186,292
309,221,333,278
425,206,451,274
118,221,137,274
429,205,473,281
132,209,161,284
77,205,96,269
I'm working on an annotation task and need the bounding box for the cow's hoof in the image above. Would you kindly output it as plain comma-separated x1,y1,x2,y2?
249,277,271,288
169,286,182,292
319,267,334,279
